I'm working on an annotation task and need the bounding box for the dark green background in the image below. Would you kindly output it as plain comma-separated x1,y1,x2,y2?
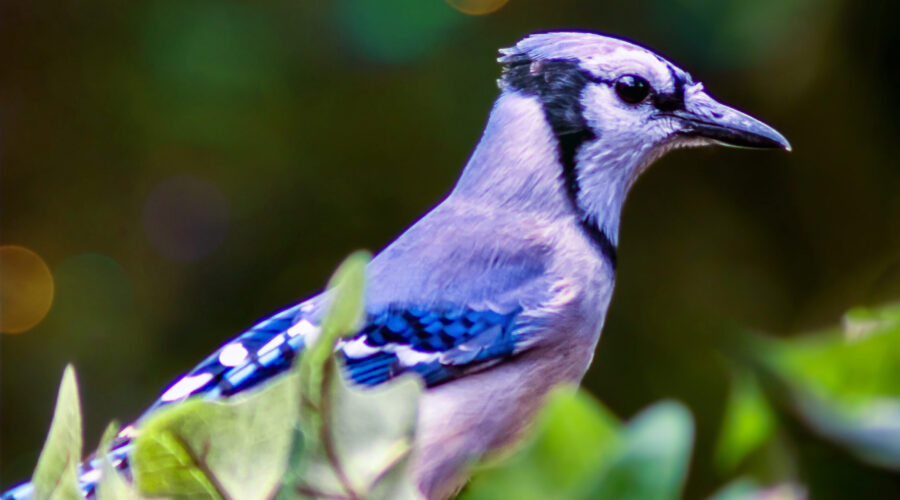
3,0,900,497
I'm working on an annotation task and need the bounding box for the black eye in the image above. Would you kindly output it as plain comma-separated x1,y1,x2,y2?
614,75,651,104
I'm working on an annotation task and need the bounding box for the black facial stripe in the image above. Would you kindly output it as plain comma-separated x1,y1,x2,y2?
652,65,687,112
581,215,617,270
501,56,618,269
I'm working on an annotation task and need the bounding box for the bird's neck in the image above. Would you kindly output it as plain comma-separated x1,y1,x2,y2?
452,92,573,219
571,137,647,251
451,91,636,266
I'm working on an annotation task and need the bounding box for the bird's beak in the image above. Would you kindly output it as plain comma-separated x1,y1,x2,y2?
667,84,791,151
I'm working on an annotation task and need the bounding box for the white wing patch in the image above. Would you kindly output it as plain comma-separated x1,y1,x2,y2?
340,336,381,358
160,373,214,402
340,334,440,366
117,425,138,439
80,468,102,484
218,343,249,367
288,319,319,341
258,334,285,356
394,346,440,366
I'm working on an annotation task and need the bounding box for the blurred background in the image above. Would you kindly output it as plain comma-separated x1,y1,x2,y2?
2,0,900,497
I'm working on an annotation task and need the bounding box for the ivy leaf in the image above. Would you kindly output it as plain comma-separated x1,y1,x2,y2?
31,364,84,500
131,371,301,500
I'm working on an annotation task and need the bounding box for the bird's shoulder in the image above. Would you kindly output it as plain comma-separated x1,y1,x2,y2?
366,200,579,309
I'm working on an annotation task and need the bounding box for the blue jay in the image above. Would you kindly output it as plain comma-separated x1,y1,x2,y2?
3,32,789,500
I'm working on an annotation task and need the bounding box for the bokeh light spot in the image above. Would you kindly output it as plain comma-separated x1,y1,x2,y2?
446,0,509,15
143,175,229,261
0,246,55,334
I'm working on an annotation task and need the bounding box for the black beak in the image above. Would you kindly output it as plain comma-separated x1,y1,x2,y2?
667,85,791,151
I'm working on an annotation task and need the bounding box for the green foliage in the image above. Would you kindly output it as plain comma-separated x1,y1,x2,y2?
586,401,694,500
298,250,370,441
461,388,621,500
31,365,83,500
280,250,423,499
128,250,422,500
22,259,900,499
462,393,693,500
132,373,300,500
750,305,900,470
278,364,423,500
715,369,776,473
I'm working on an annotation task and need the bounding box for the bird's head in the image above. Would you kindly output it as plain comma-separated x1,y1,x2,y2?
500,32,790,162
489,32,790,253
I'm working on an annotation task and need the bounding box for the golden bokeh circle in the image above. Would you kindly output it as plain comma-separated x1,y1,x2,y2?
0,245,55,334
446,0,510,16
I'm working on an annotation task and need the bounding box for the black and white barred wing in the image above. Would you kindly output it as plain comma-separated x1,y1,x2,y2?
150,298,532,413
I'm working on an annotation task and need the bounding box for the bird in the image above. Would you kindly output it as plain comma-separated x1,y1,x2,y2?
3,31,790,500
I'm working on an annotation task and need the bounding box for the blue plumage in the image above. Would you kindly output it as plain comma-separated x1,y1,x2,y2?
343,305,521,386
156,302,523,406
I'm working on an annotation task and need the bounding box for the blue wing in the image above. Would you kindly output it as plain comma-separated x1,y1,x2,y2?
341,304,522,386
148,299,528,412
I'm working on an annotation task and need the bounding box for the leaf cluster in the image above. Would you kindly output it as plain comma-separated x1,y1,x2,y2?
24,256,900,500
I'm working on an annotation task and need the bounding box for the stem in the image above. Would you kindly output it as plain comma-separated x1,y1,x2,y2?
171,433,233,500
295,484,352,500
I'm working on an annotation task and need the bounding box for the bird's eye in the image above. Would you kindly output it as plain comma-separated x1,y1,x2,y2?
614,75,651,104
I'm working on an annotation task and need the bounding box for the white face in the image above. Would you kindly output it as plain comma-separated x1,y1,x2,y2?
578,47,702,172
509,32,788,162
502,32,790,246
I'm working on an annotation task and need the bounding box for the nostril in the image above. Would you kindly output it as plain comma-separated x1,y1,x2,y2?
711,110,724,119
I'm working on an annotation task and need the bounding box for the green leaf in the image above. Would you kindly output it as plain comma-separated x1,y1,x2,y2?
31,364,84,500
462,388,622,500
276,251,425,499
96,422,142,500
275,428,307,499
587,401,694,500
132,417,222,500
299,250,370,415
326,366,422,495
715,369,776,472
132,371,301,500
752,307,900,469
465,395,693,500
281,363,424,499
